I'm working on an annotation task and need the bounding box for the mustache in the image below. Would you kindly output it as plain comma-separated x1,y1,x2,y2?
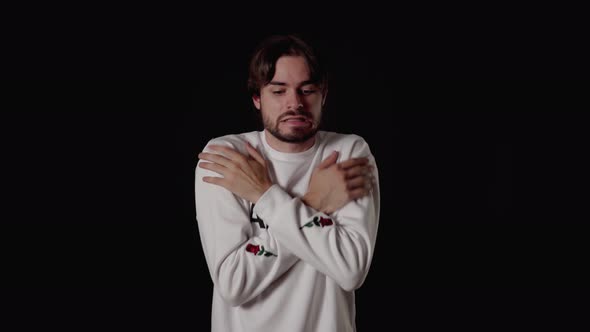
279,110,313,121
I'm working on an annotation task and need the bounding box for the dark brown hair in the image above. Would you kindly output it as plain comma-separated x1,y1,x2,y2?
247,34,328,97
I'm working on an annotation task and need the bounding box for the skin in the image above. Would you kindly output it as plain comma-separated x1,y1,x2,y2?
252,56,325,153
198,142,273,204
302,152,374,215
198,55,374,212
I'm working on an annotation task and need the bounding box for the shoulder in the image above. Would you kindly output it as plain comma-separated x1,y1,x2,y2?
319,131,372,156
204,131,260,153
320,131,368,145
319,131,378,174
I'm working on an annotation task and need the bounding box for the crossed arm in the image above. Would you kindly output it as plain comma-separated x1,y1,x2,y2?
195,140,379,306
198,142,374,213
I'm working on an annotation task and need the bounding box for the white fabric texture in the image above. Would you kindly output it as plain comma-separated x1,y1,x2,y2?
195,130,380,332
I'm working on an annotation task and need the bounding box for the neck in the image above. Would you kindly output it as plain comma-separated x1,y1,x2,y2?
264,129,316,153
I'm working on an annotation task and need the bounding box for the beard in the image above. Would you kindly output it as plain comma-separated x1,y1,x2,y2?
262,109,320,143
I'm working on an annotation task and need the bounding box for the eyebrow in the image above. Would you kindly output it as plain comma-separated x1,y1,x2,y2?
268,80,317,87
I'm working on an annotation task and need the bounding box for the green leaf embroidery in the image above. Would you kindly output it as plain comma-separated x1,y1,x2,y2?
246,243,276,257
299,221,315,229
313,218,320,226
300,216,334,230
258,245,277,257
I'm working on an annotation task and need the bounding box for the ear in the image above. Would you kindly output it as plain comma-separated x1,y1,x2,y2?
252,94,261,110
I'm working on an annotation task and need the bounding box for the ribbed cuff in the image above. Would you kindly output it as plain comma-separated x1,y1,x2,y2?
253,184,293,226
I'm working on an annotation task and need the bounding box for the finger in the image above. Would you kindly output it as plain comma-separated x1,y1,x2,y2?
198,161,227,176
345,176,372,190
348,172,375,189
348,187,370,200
202,176,226,187
208,145,249,165
338,157,369,170
345,165,372,179
245,142,266,166
198,152,235,169
318,151,339,169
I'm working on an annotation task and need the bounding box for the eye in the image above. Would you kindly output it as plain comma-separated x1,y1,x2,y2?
301,89,316,95
272,90,285,95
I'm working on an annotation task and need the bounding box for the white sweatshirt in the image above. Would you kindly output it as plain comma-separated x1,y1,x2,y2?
195,130,380,332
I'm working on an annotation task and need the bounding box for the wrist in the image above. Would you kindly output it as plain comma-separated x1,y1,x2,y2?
301,192,315,208
253,183,273,204
302,192,324,212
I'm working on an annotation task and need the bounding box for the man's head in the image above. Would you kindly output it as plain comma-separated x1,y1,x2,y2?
248,35,328,144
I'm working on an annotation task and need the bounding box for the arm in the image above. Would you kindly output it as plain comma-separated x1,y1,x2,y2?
195,140,299,307
253,139,380,291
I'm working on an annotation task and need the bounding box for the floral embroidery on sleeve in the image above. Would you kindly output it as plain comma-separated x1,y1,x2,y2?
246,244,277,257
300,216,334,229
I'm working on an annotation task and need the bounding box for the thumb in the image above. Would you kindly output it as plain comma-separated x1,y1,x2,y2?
318,151,339,169
245,142,266,165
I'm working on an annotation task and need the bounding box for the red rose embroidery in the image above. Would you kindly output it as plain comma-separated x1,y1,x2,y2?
246,244,260,255
319,217,333,227
245,244,277,257
300,216,334,229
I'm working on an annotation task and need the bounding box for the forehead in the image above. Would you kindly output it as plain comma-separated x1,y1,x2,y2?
271,56,311,83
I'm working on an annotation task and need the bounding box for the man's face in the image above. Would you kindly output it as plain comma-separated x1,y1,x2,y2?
253,56,325,143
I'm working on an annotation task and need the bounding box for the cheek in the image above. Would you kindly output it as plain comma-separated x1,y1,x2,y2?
260,101,282,121
261,95,283,110
308,97,323,116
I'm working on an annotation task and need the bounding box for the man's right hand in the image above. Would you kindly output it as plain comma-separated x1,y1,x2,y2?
302,151,375,215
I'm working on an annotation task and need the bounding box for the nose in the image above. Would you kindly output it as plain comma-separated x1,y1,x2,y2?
286,90,303,111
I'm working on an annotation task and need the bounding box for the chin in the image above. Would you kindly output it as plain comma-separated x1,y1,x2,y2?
274,128,317,143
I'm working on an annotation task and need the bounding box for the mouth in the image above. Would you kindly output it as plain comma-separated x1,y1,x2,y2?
280,116,312,128
281,116,310,123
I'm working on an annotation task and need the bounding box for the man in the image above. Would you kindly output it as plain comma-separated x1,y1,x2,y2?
195,34,380,332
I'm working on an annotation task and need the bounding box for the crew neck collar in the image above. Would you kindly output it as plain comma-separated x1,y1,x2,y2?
260,130,320,162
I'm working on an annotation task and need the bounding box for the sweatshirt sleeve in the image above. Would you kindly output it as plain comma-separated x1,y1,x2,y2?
253,137,380,292
195,139,299,307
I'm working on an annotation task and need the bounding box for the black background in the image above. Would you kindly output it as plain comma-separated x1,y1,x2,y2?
2,12,589,332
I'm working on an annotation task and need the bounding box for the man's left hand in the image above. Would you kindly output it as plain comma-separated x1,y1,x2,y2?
198,142,273,204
